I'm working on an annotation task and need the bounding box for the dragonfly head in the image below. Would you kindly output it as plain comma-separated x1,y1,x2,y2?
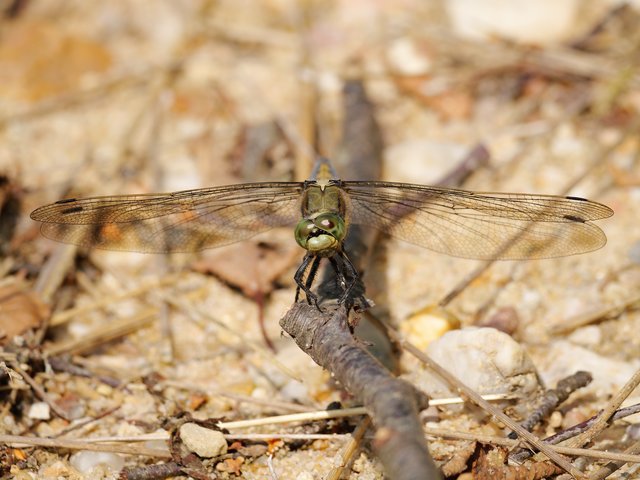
294,212,346,255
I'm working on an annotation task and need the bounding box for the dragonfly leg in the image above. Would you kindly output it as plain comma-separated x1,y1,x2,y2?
294,253,311,302
328,255,348,293
294,253,320,306
336,251,360,305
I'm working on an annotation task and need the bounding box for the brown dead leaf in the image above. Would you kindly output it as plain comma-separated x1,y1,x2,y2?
0,20,112,102
191,232,300,298
0,283,48,344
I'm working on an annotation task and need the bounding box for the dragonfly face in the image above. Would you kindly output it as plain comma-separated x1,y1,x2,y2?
30,157,614,306
295,183,348,257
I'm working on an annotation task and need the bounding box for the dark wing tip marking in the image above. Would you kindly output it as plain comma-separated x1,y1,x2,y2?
565,196,613,219
60,206,84,215
564,214,586,223
55,198,78,204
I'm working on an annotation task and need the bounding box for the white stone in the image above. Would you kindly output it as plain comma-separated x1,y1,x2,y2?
69,451,124,474
179,423,228,458
568,326,602,347
445,0,580,44
27,402,50,420
407,327,540,401
387,38,432,76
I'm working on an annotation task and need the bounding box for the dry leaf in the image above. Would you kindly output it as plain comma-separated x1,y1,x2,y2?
191,232,300,298
0,283,48,344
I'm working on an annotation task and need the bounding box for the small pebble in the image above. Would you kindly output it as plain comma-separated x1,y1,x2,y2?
568,325,601,347
478,306,519,335
69,451,124,474
8,469,33,480
548,411,563,429
401,305,460,350
445,0,579,44
626,423,640,440
351,453,370,474
562,408,590,430
96,384,113,396
40,460,75,477
27,402,50,420
386,38,432,76
180,423,228,458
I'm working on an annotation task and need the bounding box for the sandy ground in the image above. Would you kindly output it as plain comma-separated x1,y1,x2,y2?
1,1,639,479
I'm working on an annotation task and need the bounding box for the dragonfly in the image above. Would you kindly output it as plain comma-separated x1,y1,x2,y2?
31,157,613,306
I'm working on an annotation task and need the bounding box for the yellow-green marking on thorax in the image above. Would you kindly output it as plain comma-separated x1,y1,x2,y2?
294,159,347,256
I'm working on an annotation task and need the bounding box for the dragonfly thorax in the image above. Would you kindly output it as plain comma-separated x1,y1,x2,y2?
294,212,346,256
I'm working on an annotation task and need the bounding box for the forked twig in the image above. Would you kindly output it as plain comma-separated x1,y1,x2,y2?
562,367,640,449
383,324,584,478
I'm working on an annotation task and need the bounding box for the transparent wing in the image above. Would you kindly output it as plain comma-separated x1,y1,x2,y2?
342,181,613,260
31,182,304,253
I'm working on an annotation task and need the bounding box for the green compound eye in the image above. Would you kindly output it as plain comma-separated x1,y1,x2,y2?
294,213,346,254
313,213,345,241
294,219,316,249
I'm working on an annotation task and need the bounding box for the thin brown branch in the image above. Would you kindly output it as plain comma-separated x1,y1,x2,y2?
511,401,640,463
326,417,372,480
509,371,592,439
549,291,640,334
280,304,441,480
44,309,156,357
119,462,183,480
563,367,640,449
588,439,640,480
424,428,640,464
8,361,70,421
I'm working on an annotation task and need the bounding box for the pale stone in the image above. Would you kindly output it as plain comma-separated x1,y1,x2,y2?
386,38,432,76
69,451,124,474
406,327,540,403
445,0,580,44
180,423,228,458
27,402,50,420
